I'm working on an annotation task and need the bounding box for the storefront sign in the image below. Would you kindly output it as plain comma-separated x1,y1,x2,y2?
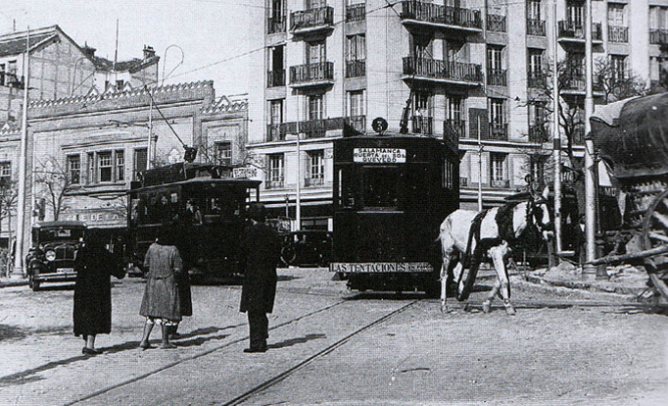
353,148,406,164
329,262,433,273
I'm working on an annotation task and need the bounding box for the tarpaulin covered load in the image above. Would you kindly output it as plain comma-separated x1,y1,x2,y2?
590,93,668,179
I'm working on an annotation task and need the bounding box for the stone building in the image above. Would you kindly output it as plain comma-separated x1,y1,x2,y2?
244,0,668,230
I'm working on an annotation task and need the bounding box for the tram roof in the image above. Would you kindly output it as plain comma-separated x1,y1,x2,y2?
130,176,261,193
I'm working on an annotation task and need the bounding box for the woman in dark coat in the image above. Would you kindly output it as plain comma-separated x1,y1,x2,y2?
73,238,125,355
239,203,282,353
139,226,183,349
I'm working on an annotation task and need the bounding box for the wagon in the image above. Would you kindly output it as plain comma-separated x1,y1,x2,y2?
590,93,668,304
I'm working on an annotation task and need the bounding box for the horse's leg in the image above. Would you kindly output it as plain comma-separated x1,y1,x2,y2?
440,258,450,313
489,244,515,316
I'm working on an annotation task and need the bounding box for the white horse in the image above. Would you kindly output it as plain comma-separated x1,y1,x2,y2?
438,187,552,315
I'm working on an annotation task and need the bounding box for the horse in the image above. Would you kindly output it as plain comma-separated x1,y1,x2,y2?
438,187,552,315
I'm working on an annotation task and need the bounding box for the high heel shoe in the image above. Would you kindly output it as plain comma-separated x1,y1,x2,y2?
82,347,101,355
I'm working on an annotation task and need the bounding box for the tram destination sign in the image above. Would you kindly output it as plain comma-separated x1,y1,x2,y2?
329,262,433,273
353,148,406,164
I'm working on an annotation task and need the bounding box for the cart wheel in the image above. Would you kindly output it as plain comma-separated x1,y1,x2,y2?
641,188,668,302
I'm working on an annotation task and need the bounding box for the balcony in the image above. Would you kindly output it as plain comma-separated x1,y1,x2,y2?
650,29,668,45
290,6,334,35
526,19,546,36
265,179,285,190
529,123,549,143
487,69,507,86
487,14,506,33
402,57,482,86
608,26,628,43
411,116,433,135
289,62,334,88
269,116,365,141
558,21,603,44
527,72,547,89
400,1,482,34
267,16,286,34
305,176,325,187
488,123,508,141
560,74,604,95
345,60,366,78
444,119,465,145
267,70,286,87
346,3,365,22
490,179,510,189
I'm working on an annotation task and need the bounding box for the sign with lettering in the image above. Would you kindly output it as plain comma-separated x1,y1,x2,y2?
353,148,406,164
329,262,433,273
233,166,258,179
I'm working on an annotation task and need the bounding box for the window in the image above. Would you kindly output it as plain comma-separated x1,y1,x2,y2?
528,48,544,78
98,151,113,182
412,91,433,134
270,99,284,125
447,97,462,122
489,98,505,126
215,141,232,165
267,154,284,189
306,40,326,65
490,153,506,183
307,150,325,186
650,6,668,30
308,95,324,121
567,1,584,26
116,150,125,182
487,46,503,72
530,156,546,189
442,160,455,189
133,148,147,181
0,161,10,186
348,90,364,117
268,46,285,86
67,155,80,185
527,0,541,20
412,35,433,59
346,34,366,61
610,54,627,83
608,3,625,26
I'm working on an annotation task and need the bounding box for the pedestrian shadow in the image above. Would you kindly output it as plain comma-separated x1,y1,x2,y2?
267,333,326,350
0,324,27,342
0,352,94,387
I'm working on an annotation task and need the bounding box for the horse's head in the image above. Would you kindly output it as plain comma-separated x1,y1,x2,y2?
528,186,553,241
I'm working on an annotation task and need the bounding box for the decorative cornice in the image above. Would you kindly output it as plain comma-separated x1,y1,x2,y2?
0,121,20,135
28,80,215,109
201,95,248,114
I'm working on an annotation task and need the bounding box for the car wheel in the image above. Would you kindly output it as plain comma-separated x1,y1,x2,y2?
281,245,297,266
29,275,40,292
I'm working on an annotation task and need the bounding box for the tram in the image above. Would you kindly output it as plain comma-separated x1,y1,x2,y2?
330,134,460,296
127,163,261,280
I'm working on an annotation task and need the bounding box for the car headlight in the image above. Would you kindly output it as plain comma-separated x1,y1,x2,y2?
45,250,56,262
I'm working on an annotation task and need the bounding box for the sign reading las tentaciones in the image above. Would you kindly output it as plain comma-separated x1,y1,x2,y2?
353,148,406,164
329,262,433,273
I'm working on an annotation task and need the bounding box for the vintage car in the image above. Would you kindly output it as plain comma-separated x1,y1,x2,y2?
26,221,87,291
280,230,333,267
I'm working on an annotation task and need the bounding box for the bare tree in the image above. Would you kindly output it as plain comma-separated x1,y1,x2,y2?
34,156,74,221
595,58,648,104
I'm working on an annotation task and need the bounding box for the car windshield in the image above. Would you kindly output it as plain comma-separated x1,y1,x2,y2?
38,228,84,243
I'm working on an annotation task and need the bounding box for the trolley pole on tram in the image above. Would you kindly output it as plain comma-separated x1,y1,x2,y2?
583,0,597,274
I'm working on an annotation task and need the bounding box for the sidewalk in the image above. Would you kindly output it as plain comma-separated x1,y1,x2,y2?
524,262,650,296
0,274,28,288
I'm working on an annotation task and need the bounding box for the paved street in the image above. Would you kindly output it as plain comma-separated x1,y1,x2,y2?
1,268,667,406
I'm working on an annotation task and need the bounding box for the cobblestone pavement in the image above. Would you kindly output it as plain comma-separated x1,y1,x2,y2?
1,268,666,406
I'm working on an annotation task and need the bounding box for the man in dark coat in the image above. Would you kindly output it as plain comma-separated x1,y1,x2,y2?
239,203,281,353
73,238,125,355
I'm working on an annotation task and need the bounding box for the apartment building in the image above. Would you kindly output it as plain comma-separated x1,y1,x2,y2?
245,0,668,230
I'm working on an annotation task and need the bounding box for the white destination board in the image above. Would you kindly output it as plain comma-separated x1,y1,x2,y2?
353,148,406,164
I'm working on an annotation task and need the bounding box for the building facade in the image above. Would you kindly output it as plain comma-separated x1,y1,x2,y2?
245,0,668,230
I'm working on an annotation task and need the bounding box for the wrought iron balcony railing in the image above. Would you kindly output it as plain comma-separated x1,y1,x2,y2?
267,16,286,34
444,119,465,145
402,57,483,84
529,123,549,143
650,29,668,45
268,116,366,141
267,70,286,87
346,3,365,22
527,72,547,89
487,69,507,86
608,25,628,43
265,179,285,189
400,1,482,30
558,21,602,41
290,6,334,32
289,62,334,86
488,123,508,140
487,14,506,32
490,179,510,189
526,18,546,36
345,60,366,78
412,116,433,135
304,176,325,187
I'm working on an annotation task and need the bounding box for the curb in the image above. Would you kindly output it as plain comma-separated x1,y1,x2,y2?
0,279,29,288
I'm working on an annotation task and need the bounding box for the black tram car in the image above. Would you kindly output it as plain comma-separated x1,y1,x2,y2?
127,163,260,280
330,135,459,295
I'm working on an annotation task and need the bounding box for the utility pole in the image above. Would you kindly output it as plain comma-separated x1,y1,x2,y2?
477,115,483,212
583,0,597,274
13,27,29,278
552,0,562,254
295,94,302,231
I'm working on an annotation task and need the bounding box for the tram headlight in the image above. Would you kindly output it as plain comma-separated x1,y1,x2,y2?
45,250,56,262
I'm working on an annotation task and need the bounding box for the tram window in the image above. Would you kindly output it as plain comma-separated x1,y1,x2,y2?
339,168,355,208
362,167,401,209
